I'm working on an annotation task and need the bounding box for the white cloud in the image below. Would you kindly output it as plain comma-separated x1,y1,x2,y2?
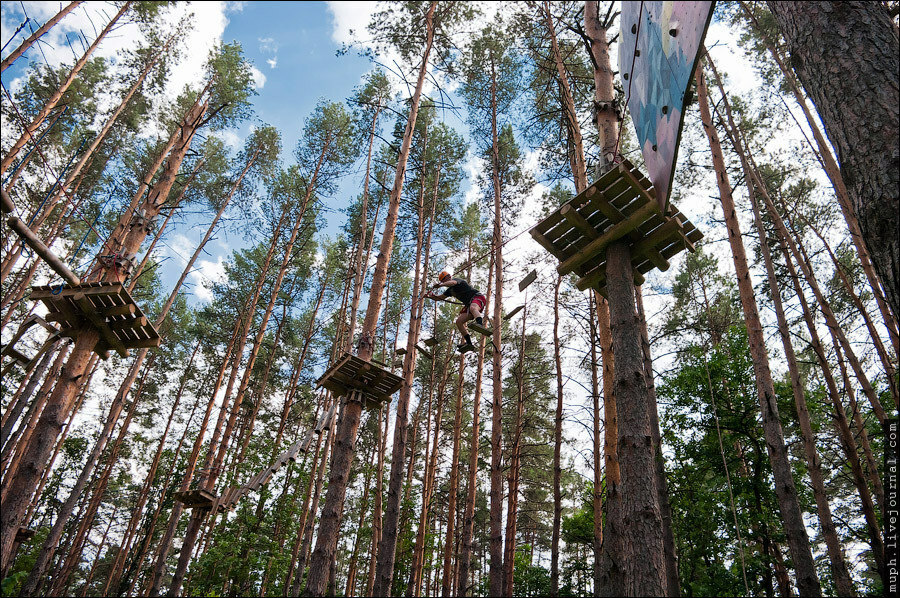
325,1,378,46
213,129,243,150
1,1,233,127
190,255,227,302
258,36,277,53
266,57,277,69
248,64,266,89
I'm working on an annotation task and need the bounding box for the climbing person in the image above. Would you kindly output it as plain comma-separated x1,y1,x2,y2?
425,270,488,353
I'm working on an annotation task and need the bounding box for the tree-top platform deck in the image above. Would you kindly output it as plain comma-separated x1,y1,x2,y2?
30,282,161,358
316,351,404,410
531,159,702,295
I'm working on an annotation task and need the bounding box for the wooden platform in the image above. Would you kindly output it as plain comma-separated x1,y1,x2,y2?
173,488,216,509
30,282,161,358
316,351,404,409
530,159,701,295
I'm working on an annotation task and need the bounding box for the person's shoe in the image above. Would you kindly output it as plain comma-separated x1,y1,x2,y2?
475,316,484,326
457,342,475,353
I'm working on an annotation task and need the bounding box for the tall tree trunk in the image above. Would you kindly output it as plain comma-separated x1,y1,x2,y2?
409,338,454,597
348,103,384,348
0,328,97,574
127,392,201,597
709,59,856,595
292,414,337,596
696,63,821,597
606,243,665,597
487,43,506,598
634,286,679,597
543,0,587,191
779,232,887,587
0,1,82,72
366,2,439,582
456,252,492,596
103,342,201,595
589,294,603,597
503,307,528,597
767,1,899,321
584,5,623,594
740,1,899,350
551,276,564,597
441,353,467,597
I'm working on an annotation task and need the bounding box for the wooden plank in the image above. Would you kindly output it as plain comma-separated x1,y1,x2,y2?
415,344,433,360
108,316,148,331
30,283,123,301
422,337,438,347
73,295,128,358
518,270,537,292
121,336,162,349
529,229,565,260
503,305,525,320
561,204,599,240
103,304,136,317
2,347,31,365
557,200,661,276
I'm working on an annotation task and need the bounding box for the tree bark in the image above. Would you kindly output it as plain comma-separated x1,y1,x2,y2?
606,242,666,598
0,1,82,72
456,254,492,596
487,42,506,598
740,1,899,351
767,1,900,322
0,328,98,574
696,63,821,597
709,58,856,595
441,353,467,597
551,276,564,597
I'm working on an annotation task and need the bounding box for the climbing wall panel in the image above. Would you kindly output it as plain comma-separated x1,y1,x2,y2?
619,1,715,211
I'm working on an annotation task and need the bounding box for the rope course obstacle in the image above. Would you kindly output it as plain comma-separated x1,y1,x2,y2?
530,158,702,297
174,402,340,513
2,189,161,360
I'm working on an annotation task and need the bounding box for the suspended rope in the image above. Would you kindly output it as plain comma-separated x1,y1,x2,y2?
697,274,750,595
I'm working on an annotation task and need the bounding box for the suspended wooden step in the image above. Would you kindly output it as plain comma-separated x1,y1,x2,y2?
518,270,537,292
422,337,439,347
469,316,493,336
392,358,404,369
1,314,59,372
314,403,338,434
395,347,407,356
316,351,404,410
415,344,433,360
504,305,525,321
530,159,701,296
173,488,216,509
30,282,161,359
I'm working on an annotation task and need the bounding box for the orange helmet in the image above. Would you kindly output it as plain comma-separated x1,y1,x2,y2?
438,270,451,282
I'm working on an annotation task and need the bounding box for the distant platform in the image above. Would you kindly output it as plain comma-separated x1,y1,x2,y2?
316,351,404,409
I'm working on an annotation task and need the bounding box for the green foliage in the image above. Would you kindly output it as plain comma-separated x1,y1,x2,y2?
202,41,257,130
